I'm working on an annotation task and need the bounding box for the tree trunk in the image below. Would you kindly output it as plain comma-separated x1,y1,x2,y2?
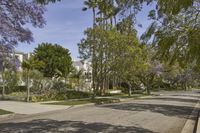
64,76,67,85
184,82,187,91
26,70,30,102
92,8,96,27
2,62,5,99
146,85,151,95
2,79,5,99
128,82,132,96
91,7,97,99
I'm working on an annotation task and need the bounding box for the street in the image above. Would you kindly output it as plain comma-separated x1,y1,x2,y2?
0,91,199,133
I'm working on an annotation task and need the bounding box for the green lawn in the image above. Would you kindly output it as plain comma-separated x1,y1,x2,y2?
44,100,92,106
113,93,148,99
44,98,120,106
43,93,149,106
0,109,12,115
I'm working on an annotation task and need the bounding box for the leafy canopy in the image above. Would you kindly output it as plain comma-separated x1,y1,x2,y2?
33,43,72,78
0,0,46,51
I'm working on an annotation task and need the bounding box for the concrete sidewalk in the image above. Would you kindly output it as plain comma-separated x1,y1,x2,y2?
0,101,70,115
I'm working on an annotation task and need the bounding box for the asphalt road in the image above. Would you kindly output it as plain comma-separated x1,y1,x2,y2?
0,91,199,133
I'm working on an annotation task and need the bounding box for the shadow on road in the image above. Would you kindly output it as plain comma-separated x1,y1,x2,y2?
100,102,196,120
171,94,200,99
0,119,156,133
146,97,199,103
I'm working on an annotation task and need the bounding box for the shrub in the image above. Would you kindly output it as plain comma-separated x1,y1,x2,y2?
30,90,91,102
55,91,91,100
66,91,91,99
52,80,69,92
92,98,120,104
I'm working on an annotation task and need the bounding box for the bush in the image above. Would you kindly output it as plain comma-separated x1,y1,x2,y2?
11,86,26,93
56,91,91,100
0,85,26,94
52,80,70,92
92,98,120,104
30,95,50,102
9,92,26,97
30,90,91,102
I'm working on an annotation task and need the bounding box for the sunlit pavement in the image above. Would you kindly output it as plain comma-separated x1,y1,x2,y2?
0,101,70,115
0,91,199,133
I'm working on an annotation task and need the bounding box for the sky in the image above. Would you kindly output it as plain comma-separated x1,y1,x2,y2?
16,0,153,60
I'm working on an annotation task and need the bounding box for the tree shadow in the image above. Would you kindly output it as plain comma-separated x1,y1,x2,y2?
171,94,200,99
100,102,197,120
0,119,156,133
146,97,199,103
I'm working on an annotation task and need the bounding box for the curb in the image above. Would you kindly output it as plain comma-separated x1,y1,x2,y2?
181,101,200,133
0,113,15,119
0,106,72,123
69,103,95,109
195,104,200,133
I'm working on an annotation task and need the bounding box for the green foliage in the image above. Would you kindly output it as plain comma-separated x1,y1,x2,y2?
52,80,69,92
22,56,45,71
0,109,12,115
45,100,92,106
78,24,142,95
31,91,91,102
91,98,120,104
8,91,27,97
66,91,91,99
36,0,61,4
28,70,46,94
140,0,200,67
44,98,120,105
33,43,72,78
3,71,19,92
68,68,88,90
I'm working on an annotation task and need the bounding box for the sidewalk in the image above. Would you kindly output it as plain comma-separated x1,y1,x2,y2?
0,101,70,115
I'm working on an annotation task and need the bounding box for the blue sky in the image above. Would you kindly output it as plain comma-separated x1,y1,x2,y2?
16,0,153,60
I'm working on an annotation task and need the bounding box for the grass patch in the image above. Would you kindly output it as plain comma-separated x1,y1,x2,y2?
43,98,120,106
0,109,12,115
44,100,92,106
105,93,148,99
92,98,120,104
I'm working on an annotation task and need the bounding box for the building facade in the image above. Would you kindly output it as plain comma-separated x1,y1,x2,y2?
72,60,92,90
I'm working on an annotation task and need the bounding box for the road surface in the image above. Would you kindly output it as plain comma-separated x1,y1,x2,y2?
0,91,199,133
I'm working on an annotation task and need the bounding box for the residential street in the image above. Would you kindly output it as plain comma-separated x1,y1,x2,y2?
0,91,199,133
0,101,70,115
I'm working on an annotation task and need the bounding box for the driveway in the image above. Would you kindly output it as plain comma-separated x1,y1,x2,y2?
0,91,199,133
0,101,70,114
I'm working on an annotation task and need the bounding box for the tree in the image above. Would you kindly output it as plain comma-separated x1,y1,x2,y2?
0,1,46,97
4,71,19,93
78,23,143,96
22,56,44,102
0,0,46,54
36,0,61,4
82,0,99,27
0,51,20,98
33,43,72,79
141,1,200,65
83,0,100,97
112,0,200,67
69,68,85,90
79,0,200,96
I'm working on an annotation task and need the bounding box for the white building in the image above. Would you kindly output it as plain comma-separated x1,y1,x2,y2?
72,60,92,89
14,51,30,71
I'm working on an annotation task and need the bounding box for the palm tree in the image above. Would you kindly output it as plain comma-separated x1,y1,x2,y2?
22,56,44,102
82,0,98,27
